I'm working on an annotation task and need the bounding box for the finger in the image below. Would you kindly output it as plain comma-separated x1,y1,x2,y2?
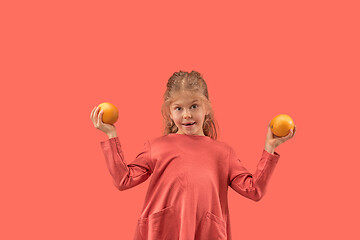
288,127,295,138
288,129,293,138
267,124,274,139
97,109,103,124
95,107,100,119
278,131,291,142
285,129,293,140
90,106,95,118
94,106,100,119
90,106,97,122
90,107,94,117
96,108,101,124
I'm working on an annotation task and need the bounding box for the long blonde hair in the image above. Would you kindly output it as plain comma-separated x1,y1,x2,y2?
161,70,220,140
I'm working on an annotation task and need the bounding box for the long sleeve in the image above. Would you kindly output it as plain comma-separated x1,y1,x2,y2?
100,137,153,191
228,146,280,201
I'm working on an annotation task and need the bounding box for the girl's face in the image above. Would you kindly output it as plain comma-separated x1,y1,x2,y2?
169,95,209,136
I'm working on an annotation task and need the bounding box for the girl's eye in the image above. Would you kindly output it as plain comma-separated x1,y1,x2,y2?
175,104,198,111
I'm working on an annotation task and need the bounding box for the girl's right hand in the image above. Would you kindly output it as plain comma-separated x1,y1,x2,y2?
90,106,117,135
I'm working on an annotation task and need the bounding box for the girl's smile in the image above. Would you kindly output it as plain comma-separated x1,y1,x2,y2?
182,122,196,127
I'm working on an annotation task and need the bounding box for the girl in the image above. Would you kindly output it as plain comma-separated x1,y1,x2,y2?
90,70,296,240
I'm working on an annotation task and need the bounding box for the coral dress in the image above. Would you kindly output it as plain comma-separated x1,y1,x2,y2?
100,133,280,240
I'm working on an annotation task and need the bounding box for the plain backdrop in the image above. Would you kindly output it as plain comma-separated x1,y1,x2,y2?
1,0,359,239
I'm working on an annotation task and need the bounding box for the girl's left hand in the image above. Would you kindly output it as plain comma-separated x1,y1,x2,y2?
265,123,296,149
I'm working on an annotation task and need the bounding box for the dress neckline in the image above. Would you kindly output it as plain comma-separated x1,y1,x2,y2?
167,133,211,140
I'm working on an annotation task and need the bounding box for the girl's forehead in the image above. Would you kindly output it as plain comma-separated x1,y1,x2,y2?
171,95,202,106
172,98,200,105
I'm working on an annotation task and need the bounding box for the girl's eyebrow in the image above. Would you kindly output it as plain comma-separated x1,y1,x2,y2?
173,100,199,106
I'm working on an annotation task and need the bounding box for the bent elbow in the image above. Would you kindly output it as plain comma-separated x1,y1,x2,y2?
252,189,265,202
113,181,126,191
253,195,262,202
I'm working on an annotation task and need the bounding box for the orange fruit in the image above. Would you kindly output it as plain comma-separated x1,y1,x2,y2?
270,114,295,137
98,102,119,124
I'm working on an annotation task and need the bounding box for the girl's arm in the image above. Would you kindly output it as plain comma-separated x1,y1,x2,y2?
228,146,280,201
100,137,153,191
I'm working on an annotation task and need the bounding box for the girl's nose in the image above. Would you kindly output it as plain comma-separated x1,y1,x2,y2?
183,112,191,118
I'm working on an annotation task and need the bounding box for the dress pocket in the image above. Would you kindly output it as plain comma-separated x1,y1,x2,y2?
197,211,227,240
137,205,179,240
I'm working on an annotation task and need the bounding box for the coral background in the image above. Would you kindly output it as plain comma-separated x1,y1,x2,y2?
1,0,359,239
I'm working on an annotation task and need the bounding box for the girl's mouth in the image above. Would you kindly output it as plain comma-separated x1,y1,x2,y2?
183,122,196,127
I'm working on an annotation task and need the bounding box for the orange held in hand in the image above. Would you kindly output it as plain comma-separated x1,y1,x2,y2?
98,102,119,124
270,114,295,137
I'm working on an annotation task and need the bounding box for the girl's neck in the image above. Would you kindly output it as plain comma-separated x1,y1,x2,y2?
168,133,210,139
